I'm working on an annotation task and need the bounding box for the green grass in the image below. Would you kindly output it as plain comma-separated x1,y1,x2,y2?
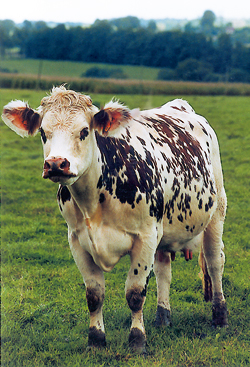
1,89,250,366
0,58,160,80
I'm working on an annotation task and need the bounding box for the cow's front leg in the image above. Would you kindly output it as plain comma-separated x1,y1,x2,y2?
68,231,106,348
125,233,156,354
86,277,106,348
154,249,172,327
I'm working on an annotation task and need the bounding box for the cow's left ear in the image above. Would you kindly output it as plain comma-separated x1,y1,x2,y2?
93,100,131,136
2,100,42,138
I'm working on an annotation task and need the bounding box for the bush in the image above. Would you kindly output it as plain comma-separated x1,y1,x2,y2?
157,59,216,82
157,68,176,81
0,67,18,73
203,73,221,82
175,58,213,81
228,69,250,83
82,67,128,79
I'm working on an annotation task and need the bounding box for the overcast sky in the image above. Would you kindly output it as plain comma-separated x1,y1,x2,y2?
1,0,250,24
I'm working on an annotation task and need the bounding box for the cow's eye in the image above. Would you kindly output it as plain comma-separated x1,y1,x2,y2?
80,127,89,141
39,127,47,144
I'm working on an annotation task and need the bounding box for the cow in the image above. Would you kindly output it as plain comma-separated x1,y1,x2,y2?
2,86,228,354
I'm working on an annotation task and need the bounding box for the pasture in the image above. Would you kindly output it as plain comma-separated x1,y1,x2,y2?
0,59,160,81
1,89,250,366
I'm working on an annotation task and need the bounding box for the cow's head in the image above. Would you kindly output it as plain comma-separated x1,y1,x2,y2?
2,86,131,185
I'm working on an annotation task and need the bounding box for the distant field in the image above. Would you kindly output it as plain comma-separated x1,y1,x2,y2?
0,58,160,80
1,59,250,95
1,89,250,367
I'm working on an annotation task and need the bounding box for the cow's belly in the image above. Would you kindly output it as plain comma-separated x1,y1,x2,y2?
160,201,215,253
159,173,217,253
159,231,204,253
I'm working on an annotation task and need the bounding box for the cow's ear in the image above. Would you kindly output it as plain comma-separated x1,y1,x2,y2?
2,100,42,138
93,100,131,136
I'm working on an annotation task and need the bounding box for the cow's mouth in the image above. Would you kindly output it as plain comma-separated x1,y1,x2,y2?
42,158,76,183
43,170,77,183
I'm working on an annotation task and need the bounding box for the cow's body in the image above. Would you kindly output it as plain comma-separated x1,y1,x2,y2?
2,86,228,353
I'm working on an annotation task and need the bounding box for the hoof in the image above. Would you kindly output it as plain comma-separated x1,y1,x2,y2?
129,328,147,355
212,301,228,328
155,305,171,327
88,327,106,348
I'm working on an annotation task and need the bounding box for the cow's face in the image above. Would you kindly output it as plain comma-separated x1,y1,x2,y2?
2,86,131,186
2,87,98,185
40,108,97,185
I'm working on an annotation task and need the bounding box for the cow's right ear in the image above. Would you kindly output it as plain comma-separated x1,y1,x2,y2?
2,100,42,138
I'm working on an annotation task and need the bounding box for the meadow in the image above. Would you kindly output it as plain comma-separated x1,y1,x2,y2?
1,89,250,366
0,59,160,80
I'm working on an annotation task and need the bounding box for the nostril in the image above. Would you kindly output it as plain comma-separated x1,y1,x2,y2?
60,160,66,169
44,161,51,170
60,159,70,170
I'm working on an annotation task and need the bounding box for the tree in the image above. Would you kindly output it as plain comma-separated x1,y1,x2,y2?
147,20,157,32
34,21,48,31
110,16,141,30
175,58,212,81
0,20,15,56
16,20,34,56
0,19,15,34
87,20,113,63
200,10,216,35
214,33,232,74
50,24,71,60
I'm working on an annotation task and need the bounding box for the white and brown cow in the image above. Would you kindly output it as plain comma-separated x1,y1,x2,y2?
2,86,228,353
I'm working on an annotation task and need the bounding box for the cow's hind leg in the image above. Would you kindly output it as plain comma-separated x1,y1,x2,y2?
154,249,172,327
202,200,228,327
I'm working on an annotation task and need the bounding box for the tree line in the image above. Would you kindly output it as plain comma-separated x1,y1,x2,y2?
1,13,250,82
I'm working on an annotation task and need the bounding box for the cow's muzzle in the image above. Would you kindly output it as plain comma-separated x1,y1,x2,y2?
43,157,76,182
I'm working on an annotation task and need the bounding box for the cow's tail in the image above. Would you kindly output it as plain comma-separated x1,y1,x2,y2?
198,246,213,302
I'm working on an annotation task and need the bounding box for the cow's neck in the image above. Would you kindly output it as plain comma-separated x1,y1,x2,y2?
69,139,102,218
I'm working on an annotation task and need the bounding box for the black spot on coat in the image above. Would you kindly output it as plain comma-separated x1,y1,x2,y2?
99,193,105,203
57,186,71,205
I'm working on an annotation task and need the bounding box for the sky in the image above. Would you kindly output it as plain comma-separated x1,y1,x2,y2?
1,0,250,24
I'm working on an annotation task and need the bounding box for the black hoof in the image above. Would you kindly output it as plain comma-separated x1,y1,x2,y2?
212,301,228,328
155,305,171,327
88,326,106,348
129,327,147,355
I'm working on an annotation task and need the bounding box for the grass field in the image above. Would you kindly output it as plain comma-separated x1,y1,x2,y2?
1,89,250,366
0,58,160,81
